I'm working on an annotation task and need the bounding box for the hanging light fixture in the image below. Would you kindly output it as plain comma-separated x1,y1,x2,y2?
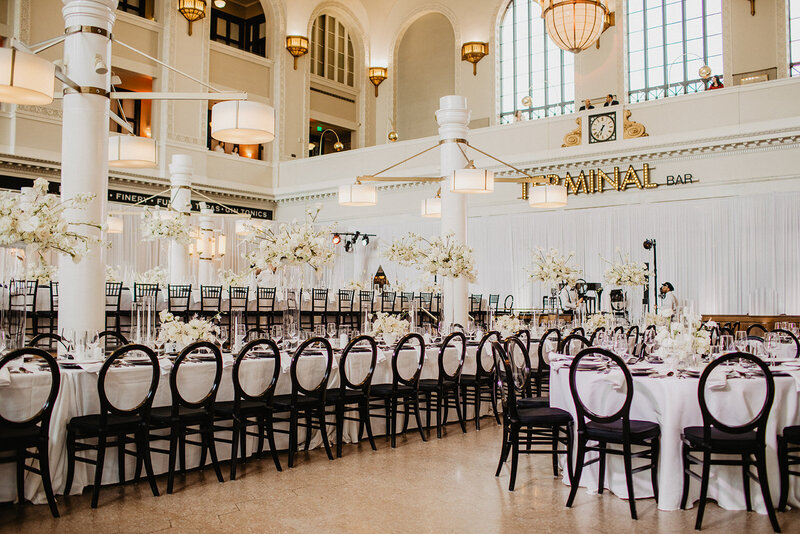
540,0,611,53
211,100,275,144
178,0,207,36
106,216,124,234
421,189,442,218
529,183,568,208
0,47,55,105
108,135,158,168
338,183,377,206
450,162,494,194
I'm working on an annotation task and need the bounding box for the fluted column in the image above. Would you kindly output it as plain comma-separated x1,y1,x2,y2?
168,154,192,285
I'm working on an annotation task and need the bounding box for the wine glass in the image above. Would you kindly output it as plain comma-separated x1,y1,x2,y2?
327,322,337,340
270,325,283,344
643,329,656,357
0,330,7,354
60,329,75,357
613,335,628,357
720,334,734,354
765,332,779,367
734,331,748,352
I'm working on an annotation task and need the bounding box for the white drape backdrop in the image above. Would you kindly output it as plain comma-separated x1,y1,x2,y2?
101,191,800,315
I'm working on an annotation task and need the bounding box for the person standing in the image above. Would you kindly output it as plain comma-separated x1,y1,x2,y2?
578,98,594,111
660,282,679,312
603,94,619,106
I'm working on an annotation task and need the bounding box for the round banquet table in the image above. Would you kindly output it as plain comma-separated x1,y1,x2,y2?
549,357,800,514
0,342,487,505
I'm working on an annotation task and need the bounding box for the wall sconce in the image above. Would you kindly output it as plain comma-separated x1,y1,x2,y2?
368,67,387,97
461,42,488,76
286,36,309,70
178,0,207,36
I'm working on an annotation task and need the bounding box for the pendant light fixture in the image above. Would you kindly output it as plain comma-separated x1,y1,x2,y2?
529,183,568,208
108,135,158,168
540,0,612,53
0,47,55,105
450,161,494,194
211,100,275,144
421,196,442,218
338,183,377,206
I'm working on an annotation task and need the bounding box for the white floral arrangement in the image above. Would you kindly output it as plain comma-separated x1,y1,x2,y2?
527,248,582,287
344,279,371,291
384,232,476,282
586,313,610,331
140,208,192,245
106,264,122,282
158,310,220,345
602,249,652,287
0,177,102,262
136,266,168,288
644,310,671,327
420,281,442,294
653,322,712,362
218,268,249,288
244,204,335,271
26,260,57,284
370,312,410,336
495,315,522,336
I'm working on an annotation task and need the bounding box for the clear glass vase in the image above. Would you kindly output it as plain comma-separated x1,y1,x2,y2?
1,244,29,349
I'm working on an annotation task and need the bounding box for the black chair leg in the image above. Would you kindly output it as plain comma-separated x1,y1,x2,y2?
335,403,344,458
230,422,240,481
318,408,334,461
117,433,126,484
265,413,282,472
166,432,178,494
597,444,606,494
435,393,443,439
622,442,637,520
755,450,781,533
288,410,298,468
651,437,660,503
680,444,691,510
778,437,789,512
64,427,76,495
38,445,59,518
509,431,520,491
413,396,426,442
389,399,397,448
360,401,377,451
551,426,559,477
453,389,466,433
566,439,586,508
496,426,510,477
303,412,313,452
742,454,752,511
203,425,224,483
695,452,712,530
90,435,106,509
137,430,159,497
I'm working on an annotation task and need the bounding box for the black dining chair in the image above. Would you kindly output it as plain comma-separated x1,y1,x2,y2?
64,344,160,508
566,347,660,520
29,332,68,352
570,326,585,336
680,351,780,532
493,339,574,491
506,334,548,411
380,291,396,313
772,329,800,359
326,334,379,457
559,333,590,356
367,332,427,448
167,284,192,320
199,285,223,319
98,330,128,353
272,337,335,468
146,341,225,494
212,338,282,479
37,281,58,335
534,328,561,397
778,426,800,512
746,323,768,337
503,295,514,315
419,331,467,439
627,325,640,345
589,326,606,345
105,281,124,334
337,289,357,329
0,348,60,517
255,287,277,329
227,286,250,329
461,330,502,429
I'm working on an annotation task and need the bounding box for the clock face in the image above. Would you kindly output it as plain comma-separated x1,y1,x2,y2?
589,113,616,143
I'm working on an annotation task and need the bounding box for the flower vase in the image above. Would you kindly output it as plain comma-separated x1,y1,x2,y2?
1,244,29,349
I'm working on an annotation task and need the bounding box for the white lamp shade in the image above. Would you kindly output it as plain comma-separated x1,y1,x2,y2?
543,1,608,53
108,135,158,168
421,197,441,218
450,168,494,194
529,183,568,208
0,48,55,105
217,234,227,255
106,216,124,234
211,100,275,144
338,184,377,206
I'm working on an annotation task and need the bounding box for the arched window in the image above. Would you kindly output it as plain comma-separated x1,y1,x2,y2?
499,0,575,124
791,0,800,77
311,14,355,87
627,0,723,103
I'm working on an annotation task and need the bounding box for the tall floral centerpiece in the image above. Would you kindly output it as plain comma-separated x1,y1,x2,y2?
652,311,713,370
0,178,103,346
602,249,651,323
385,232,476,327
140,208,192,245
527,248,582,323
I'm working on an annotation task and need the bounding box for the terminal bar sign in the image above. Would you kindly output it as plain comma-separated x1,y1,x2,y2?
533,164,658,195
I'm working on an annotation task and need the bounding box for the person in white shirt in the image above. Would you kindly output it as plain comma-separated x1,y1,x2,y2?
660,282,679,312
560,283,584,314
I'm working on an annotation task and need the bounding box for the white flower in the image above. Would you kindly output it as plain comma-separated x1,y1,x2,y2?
370,312,410,336
26,260,57,284
495,315,522,336
527,248,582,287
140,208,192,245
158,312,220,344
218,268,249,288
105,265,122,282
244,208,334,271
602,250,652,287
384,233,477,282
344,280,371,291
586,313,610,330
136,266,169,288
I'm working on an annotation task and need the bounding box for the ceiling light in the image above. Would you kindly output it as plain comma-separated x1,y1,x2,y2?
211,100,275,144
108,135,158,168
0,47,55,105
338,184,377,206
542,0,611,53
421,197,441,218
450,167,494,194
214,0,226,7
178,0,207,36
529,183,567,208
106,216,123,234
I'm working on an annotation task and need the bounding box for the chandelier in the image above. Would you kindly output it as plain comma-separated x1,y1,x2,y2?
539,1,613,53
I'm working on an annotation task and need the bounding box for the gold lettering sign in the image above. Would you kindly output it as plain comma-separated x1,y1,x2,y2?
556,164,658,195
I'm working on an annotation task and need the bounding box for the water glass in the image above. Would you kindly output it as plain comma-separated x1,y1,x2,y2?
720,334,734,354
327,322,337,339
765,332,779,366
734,331,747,352
270,325,283,342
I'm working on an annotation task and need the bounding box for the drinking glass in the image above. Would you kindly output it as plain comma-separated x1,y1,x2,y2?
314,325,326,338
643,329,656,356
60,329,75,356
708,344,721,361
613,335,628,357
327,322,337,339
765,332,779,366
720,334,734,354
734,331,747,352
0,330,7,354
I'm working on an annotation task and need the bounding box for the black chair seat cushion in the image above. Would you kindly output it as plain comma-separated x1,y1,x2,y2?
271,393,323,410
0,426,41,449
213,400,267,417
683,426,759,452
460,374,492,386
69,413,143,434
517,397,549,409
515,407,572,426
418,378,458,392
369,383,415,397
783,425,800,443
325,389,366,404
150,406,209,425
586,419,660,442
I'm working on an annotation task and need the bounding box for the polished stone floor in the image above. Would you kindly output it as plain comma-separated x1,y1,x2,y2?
1,422,798,533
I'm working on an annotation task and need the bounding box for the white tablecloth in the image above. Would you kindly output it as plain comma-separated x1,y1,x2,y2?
0,342,485,505
549,361,800,513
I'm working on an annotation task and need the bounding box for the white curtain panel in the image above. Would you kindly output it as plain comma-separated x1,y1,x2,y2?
104,192,800,315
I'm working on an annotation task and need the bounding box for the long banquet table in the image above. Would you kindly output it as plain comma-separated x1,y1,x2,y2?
0,341,487,505
549,357,800,513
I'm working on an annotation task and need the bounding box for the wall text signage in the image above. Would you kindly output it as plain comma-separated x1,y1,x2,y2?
532,164,658,195
107,189,273,220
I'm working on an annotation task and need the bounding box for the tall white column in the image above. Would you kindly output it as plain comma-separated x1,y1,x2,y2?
58,0,116,337
168,155,192,285
197,205,215,286
435,95,470,328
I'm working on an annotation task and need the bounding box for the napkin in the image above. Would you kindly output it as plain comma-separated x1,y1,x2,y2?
0,367,10,387
77,361,104,373
376,348,387,364
548,353,572,371
159,358,173,375
599,369,626,391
